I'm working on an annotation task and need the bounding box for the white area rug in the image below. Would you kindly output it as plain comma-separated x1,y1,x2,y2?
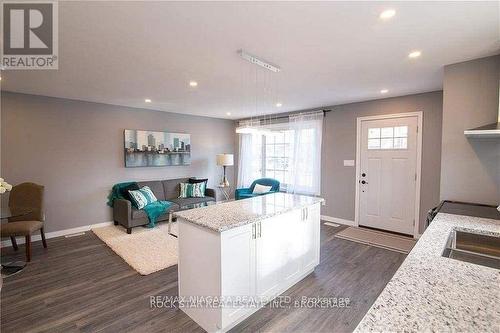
92,222,178,275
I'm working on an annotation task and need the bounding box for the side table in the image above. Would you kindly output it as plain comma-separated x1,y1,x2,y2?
216,184,232,201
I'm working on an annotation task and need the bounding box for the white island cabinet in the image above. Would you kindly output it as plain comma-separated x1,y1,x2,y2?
174,193,324,333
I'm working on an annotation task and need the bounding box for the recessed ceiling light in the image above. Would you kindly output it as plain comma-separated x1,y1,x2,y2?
379,9,396,20
276,103,282,107
189,81,198,87
226,112,231,116
408,50,422,59
144,98,152,103
380,89,389,94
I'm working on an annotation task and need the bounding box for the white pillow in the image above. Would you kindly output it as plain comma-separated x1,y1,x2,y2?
253,184,273,194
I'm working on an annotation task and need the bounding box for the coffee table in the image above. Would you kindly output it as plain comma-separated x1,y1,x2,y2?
167,201,216,237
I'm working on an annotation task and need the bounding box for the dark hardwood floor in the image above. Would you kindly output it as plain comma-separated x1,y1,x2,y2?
1,223,406,333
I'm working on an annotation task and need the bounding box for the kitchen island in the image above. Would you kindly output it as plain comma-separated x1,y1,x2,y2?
355,212,500,332
174,192,324,332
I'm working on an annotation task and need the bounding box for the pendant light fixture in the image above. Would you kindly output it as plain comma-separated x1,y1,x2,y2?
235,49,281,134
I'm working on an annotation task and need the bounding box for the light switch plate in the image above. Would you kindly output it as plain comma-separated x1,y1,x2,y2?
344,160,355,167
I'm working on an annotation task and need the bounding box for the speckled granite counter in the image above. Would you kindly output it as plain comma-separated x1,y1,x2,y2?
173,192,324,232
355,213,500,332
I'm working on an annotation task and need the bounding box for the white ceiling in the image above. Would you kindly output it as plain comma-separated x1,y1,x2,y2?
1,1,499,119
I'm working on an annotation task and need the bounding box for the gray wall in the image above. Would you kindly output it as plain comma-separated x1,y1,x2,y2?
1,92,236,232
321,91,443,233
440,55,500,204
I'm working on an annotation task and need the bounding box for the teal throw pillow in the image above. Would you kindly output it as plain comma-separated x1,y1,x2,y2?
179,182,206,198
128,186,158,209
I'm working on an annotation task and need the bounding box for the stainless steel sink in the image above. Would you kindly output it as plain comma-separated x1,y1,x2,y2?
442,230,500,269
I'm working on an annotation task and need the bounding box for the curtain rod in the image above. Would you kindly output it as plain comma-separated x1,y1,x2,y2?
239,109,331,123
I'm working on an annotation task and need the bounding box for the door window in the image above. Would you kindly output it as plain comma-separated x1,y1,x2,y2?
368,126,408,150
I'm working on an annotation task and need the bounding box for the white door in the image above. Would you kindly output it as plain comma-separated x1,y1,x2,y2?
358,116,419,235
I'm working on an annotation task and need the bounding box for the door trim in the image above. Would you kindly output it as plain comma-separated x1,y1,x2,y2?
354,112,423,238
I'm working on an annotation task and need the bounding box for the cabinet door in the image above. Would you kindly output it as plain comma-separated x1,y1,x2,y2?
281,209,303,284
255,209,302,298
302,203,321,272
221,223,256,324
255,214,284,298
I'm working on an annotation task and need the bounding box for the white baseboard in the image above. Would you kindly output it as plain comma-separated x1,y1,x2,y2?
321,215,356,226
1,221,113,248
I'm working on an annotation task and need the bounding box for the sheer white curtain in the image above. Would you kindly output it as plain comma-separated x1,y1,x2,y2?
237,112,323,195
286,112,323,196
237,133,254,188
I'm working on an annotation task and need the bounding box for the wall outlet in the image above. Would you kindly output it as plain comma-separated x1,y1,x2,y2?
343,160,355,167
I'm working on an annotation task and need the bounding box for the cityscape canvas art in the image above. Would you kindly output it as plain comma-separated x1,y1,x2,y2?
124,130,191,167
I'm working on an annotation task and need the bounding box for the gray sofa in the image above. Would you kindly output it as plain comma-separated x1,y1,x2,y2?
113,178,215,233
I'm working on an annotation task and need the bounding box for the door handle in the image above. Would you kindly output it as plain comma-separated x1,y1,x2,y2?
252,223,256,239
258,222,262,238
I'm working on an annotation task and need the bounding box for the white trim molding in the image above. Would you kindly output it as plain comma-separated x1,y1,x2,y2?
354,111,423,239
1,221,113,248
321,215,356,226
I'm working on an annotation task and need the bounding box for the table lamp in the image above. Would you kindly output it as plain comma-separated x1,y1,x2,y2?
216,154,234,186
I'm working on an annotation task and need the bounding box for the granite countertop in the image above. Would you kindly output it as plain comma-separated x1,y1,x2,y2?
173,192,324,232
355,213,500,332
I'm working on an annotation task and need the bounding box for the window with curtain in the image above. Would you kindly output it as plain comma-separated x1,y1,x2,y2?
237,112,323,195
264,130,293,187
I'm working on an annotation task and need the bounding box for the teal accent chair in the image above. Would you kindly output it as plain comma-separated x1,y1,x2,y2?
235,178,280,200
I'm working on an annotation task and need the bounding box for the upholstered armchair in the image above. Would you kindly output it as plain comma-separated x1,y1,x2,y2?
235,178,280,200
0,182,47,261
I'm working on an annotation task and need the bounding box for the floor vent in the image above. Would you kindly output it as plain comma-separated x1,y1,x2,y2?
65,232,86,238
324,222,340,228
